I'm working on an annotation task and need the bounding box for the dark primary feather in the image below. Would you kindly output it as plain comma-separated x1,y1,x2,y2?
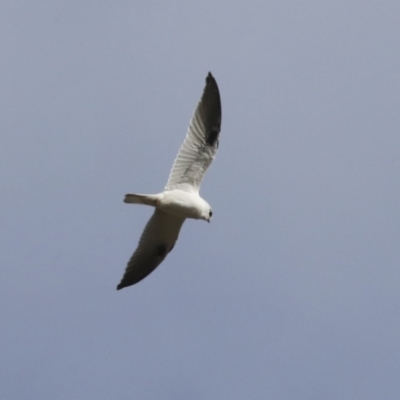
203,73,222,146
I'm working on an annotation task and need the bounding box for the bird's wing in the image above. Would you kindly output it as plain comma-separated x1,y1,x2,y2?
165,72,222,193
117,209,185,290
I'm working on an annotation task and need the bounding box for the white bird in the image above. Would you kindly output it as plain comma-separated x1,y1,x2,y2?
117,72,222,290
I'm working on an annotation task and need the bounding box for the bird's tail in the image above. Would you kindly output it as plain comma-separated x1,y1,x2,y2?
123,193,160,207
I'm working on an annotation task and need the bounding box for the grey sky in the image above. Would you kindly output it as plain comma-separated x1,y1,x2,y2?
1,1,400,399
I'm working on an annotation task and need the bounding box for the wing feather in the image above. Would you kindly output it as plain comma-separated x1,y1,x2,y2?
117,209,185,290
165,72,222,192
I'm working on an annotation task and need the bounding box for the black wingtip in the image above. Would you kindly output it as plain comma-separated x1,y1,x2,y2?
206,71,216,84
201,72,221,147
116,281,128,290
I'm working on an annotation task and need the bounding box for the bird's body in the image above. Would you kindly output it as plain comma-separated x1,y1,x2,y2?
124,189,212,220
117,72,221,290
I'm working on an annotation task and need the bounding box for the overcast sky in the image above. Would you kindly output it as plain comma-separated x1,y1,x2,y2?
1,1,400,399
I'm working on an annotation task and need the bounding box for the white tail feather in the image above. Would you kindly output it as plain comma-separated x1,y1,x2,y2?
124,193,159,206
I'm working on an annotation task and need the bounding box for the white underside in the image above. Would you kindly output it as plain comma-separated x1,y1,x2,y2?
158,189,209,220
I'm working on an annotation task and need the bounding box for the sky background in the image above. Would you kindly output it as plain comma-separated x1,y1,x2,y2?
1,1,400,399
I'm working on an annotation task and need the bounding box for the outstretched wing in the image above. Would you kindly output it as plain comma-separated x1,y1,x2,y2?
165,72,222,193
117,209,185,290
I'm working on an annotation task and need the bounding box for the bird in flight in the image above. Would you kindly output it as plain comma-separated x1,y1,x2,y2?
117,72,222,290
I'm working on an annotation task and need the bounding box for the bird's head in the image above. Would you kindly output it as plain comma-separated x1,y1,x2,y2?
200,205,213,223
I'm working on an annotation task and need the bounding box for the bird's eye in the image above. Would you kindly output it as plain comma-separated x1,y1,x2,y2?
209,210,213,217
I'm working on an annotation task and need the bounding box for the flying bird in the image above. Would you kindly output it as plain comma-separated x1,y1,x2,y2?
117,72,222,290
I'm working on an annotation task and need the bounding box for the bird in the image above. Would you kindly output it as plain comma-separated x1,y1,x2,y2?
117,72,222,290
